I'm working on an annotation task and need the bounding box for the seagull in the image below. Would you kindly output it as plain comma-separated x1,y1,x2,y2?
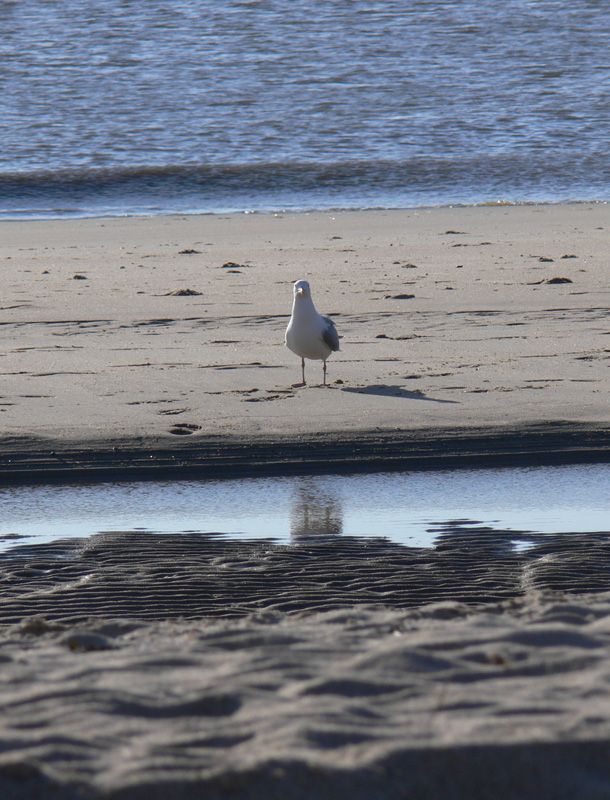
285,279,340,386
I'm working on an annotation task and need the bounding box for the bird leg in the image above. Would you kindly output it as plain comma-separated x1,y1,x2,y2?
291,358,306,388
323,360,327,385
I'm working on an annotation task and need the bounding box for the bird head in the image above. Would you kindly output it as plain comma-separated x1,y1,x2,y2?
293,279,311,298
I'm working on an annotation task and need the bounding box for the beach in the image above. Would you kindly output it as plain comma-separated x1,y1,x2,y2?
0,203,608,478
0,203,609,798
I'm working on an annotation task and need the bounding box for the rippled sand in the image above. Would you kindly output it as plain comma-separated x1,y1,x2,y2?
1,527,610,797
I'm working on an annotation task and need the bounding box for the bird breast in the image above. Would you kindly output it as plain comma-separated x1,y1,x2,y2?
285,314,332,361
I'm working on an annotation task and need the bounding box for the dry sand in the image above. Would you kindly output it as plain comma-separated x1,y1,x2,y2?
0,203,608,478
0,204,609,798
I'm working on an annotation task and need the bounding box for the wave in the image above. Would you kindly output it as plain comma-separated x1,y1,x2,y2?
1,156,608,218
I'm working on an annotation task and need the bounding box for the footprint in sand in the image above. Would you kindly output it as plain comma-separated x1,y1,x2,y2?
168,423,201,436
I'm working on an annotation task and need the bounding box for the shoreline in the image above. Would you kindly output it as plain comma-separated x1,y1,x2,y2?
0,421,608,486
1,196,608,223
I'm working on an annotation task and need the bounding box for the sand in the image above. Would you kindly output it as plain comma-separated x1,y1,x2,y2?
0,203,608,479
0,204,609,798
1,527,610,799
0,522,610,799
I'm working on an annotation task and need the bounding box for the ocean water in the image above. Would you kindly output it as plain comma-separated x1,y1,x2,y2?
1,0,609,218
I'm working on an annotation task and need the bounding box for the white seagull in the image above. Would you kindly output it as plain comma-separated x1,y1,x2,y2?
285,279,340,386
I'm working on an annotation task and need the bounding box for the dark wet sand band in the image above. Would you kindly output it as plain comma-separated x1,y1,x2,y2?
0,421,607,485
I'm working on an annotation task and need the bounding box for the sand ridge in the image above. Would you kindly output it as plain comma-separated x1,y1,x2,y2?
0,204,608,476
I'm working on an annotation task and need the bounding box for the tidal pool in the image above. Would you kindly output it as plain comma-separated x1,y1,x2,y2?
0,463,607,552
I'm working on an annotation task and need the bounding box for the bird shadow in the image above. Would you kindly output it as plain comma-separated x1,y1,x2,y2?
341,384,460,404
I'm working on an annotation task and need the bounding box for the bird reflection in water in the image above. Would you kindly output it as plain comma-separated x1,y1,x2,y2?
290,480,343,540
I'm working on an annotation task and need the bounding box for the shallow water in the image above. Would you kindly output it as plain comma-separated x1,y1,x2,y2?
0,463,607,552
2,0,609,216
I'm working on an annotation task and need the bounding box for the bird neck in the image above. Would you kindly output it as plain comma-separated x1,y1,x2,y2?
292,295,318,318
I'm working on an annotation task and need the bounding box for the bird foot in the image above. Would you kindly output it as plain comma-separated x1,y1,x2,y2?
291,381,306,388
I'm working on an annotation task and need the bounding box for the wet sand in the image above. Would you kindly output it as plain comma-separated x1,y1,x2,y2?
0,203,608,479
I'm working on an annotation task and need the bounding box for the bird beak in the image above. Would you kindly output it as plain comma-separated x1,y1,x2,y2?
296,287,304,295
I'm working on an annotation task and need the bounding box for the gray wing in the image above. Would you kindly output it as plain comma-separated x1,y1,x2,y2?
321,316,340,352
